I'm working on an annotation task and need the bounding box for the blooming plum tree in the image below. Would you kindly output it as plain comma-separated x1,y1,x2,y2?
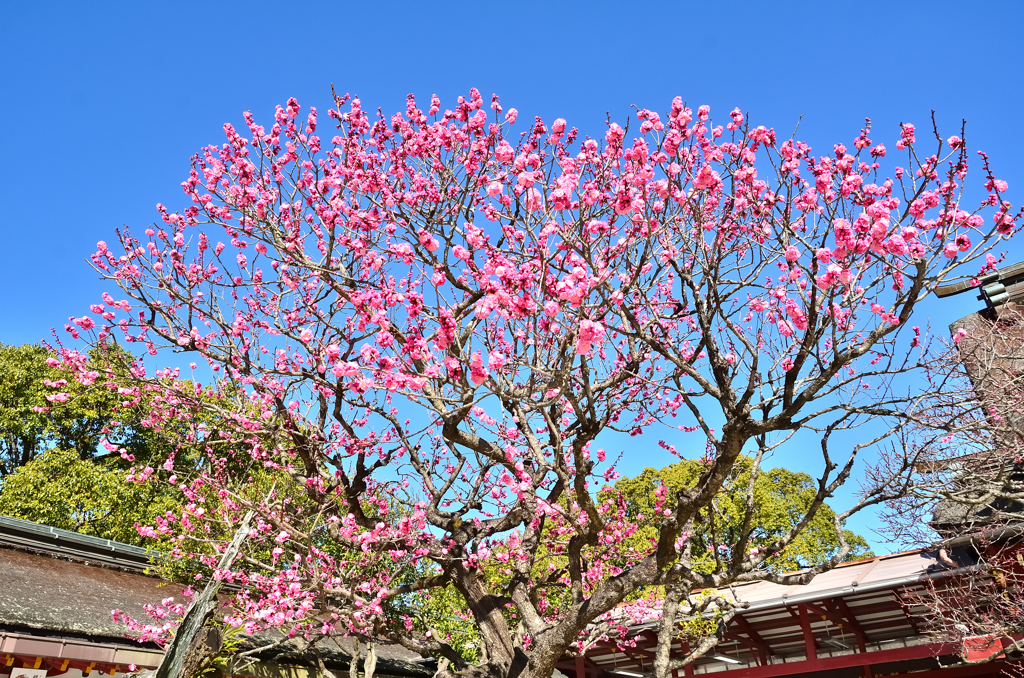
54,89,1021,678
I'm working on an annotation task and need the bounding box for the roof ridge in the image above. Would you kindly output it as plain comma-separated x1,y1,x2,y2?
0,514,156,571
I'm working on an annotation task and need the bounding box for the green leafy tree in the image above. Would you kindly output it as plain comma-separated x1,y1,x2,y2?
0,448,178,546
0,347,254,554
0,379,294,554
0,343,150,476
613,457,873,573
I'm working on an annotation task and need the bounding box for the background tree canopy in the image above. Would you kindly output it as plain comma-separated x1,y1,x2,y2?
0,447,177,546
0,343,150,476
612,457,873,573
0,342,186,547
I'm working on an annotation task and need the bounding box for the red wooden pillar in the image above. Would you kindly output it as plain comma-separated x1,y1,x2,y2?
833,597,874,678
575,655,586,678
798,604,817,661
679,639,695,678
735,615,769,667
859,636,874,678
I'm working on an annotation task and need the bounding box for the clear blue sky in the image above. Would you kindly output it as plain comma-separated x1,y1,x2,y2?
2,0,1023,547
3,0,1022,345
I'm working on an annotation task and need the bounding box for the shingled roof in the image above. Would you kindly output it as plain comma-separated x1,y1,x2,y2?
0,544,179,641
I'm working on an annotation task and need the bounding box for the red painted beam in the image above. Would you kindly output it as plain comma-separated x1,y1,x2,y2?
688,642,960,678
882,662,1020,678
737,601,907,633
828,597,874,678
723,617,914,645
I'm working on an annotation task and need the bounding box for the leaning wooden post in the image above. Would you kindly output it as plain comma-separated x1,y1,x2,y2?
136,512,254,678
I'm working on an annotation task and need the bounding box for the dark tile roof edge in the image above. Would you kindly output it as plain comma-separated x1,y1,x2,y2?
0,515,156,572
